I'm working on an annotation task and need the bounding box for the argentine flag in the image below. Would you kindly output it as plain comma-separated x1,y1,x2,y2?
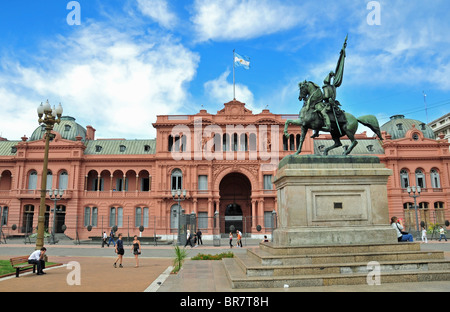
234,52,250,69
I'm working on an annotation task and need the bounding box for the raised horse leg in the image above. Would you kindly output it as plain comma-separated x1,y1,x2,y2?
294,126,308,155
284,119,302,138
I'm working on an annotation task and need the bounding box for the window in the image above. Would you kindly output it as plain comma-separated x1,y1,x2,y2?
141,177,151,191
93,177,104,191
170,204,181,230
289,134,295,151
168,135,174,151
28,171,38,190
240,133,248,151
198,212,208,229
396,123,403,131
263,175,273,190
135,207,149,228
430,169,441,188
223,133,230,151
283,135,288,151
46,170,53,190
84,206,98,227
264,211,275,229
59,171,68,190
119,145,126,152
95,145,102,153
110,207,123,227
84,207,90,227
171,169,183,190
1,206,8,226
135,207,142,227
249,133,257,151
400,169,409,188
143,207,149,228
116,178,128,191
65,125,71,132
418,202,429,209
144,145,151,152
232,133,238,151
198,175,208,191
415,169,426,188
214,133,221,152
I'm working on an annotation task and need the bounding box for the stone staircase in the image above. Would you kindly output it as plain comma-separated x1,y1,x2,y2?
223,242,450,289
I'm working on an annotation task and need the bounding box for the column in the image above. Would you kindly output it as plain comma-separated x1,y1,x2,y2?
251,200,256,231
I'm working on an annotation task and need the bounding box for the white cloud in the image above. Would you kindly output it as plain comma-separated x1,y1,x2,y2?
203,69,266,113
0,20,199,140
191,0,306,42
136,0,178,29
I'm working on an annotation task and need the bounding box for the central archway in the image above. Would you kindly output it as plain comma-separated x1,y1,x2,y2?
219,172,252,234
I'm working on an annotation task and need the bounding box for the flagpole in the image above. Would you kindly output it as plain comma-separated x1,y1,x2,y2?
233,49,236,100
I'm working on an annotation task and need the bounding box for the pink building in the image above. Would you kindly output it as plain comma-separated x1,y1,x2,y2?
0,102,448,241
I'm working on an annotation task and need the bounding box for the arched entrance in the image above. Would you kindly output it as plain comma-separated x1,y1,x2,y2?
219,172,252,234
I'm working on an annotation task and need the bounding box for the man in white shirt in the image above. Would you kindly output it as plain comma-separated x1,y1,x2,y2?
28,247,47,275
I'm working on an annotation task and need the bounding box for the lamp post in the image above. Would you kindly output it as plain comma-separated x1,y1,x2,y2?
172,189,187,245
48,189,64,244
406,185,421,240
35,100,63,250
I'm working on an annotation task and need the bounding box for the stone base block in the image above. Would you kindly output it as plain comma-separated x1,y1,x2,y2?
273,225,397,246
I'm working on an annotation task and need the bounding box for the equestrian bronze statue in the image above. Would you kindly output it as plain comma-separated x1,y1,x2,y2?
284,36,383,156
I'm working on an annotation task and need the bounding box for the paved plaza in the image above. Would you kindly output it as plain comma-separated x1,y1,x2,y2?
1,238,450,293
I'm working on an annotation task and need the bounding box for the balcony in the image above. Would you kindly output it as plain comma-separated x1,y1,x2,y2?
83,190,151,198
14,189,73,199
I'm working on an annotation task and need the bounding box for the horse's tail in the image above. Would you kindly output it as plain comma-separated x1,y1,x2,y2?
357,115,383,140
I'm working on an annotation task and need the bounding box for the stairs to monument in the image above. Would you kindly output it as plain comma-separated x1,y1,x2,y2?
223,242,450,289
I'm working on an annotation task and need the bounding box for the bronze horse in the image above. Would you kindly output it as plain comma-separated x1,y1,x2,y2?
284,81,383,156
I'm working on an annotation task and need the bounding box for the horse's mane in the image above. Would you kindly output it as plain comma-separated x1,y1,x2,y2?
299,80,320,89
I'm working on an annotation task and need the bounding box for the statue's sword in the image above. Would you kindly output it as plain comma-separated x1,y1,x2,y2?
331,103,342,136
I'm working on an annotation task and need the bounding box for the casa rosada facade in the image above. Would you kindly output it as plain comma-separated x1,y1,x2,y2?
0,100,449,241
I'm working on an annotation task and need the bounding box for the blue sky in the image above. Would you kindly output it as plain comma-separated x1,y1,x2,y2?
1,0,449,140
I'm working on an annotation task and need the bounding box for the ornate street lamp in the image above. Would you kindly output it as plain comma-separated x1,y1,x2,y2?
48,189,64,244
35,100,63,250
406,185,421,240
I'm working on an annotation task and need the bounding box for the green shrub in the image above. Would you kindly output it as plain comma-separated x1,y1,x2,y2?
191,252,234,260
172,245,188,274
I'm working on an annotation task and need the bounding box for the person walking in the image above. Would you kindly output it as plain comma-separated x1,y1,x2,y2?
102,231,108,247
107,228,115,247
196,229,203,245
236,230,242,248
185,230,193,248
439,226,448,241
131,235,141,268
113,233,124,268
421,225,428,243
229,232,233,248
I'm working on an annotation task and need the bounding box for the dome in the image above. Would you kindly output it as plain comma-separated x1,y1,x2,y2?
29,116,87,142
381,115,435,140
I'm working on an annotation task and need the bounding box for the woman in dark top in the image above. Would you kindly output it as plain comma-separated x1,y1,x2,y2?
131,235,141,268
114,233,124,268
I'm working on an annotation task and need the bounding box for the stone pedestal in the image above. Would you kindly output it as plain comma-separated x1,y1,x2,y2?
273,155,397,246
